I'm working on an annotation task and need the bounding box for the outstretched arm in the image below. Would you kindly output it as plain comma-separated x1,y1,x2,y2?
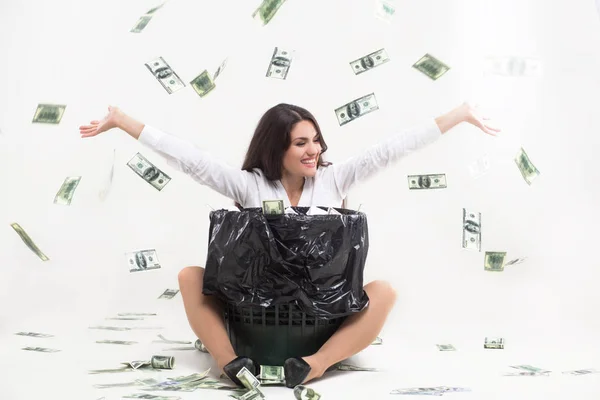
332,102,501,198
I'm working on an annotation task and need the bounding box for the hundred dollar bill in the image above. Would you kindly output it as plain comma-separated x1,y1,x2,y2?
237,367,261,390
408,174,447,189
96,340,138,345
231,388,264,400
145,57,185,94
294,385,321,400
371,336,383,345
118,313,157,316
22,346,60,352
263,200,284,215
468,153,490,179
350,48,390,75
194,338,208,352
89,367,133,374
562,368,599,375
158,289,179,299
258,366,284,382
374,0,397,22
154,334,191,344
505,257,527,266
213,58,228,81
484,56,541,77
514,147,540,185
99,149,116,201
32,104,66,124
123,395,181,400
127,152,171,191
190,70,216,97
10,223,49,261
436,344,456,351
126,249,161,272
484,337,504,349
252,0,287,25
151,355,175,369
266,47,294,79
15,332,54,338
413,53,451,80
130,2,166,33
484,251,506,271
54,176,81,205
462,208,481,252
335,93,379,126
510,365,551,373
335,363,378,372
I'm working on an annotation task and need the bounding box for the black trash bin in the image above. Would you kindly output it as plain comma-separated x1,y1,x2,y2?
203,206,370,366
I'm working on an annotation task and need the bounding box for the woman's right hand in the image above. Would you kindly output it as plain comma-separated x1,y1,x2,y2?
79,106,122,138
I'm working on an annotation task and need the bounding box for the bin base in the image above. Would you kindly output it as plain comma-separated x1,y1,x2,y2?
223,302,347,366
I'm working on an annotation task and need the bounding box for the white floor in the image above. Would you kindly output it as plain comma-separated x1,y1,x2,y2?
2,0,600,399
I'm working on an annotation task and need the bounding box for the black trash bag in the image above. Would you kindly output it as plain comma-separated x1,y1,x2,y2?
202,206,370,319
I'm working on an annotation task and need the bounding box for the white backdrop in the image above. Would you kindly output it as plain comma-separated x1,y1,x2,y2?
1,0,600,399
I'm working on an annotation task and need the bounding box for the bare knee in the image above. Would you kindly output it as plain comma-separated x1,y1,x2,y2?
365,280,397,305
178,266,205,288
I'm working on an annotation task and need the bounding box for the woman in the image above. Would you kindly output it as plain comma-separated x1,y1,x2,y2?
79,102,500,388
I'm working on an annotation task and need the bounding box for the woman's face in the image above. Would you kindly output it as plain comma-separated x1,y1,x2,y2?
282,120,322,179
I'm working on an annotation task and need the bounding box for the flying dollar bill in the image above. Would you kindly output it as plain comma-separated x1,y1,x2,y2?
462,208,481,252
252,0,287,25
484,251,506,271
190,70,216,97
127,152,171,191
510,365,551,374
294,385,321,400
562,368,599,375
436,344,456,351
266,47,294,79
408,174,447,189
145,57,185,94
263,200,284,215
514,147,540,185
484,337,504,349
126,249,161,272
96,340,138,345
22,346,60,352
130,2,166,33
158,289,179,299
350,48,390,75
54,176,81,205
371,336,383,345
484,56,541,77
504,257,526,266
15,332,53,338
194,339,208,352
213,58,228,81
335,93,379,126
32,104,66,124
154,334,191,345
99,149,116,201
374,0,397,22
10,222,49,261
413,53,450,80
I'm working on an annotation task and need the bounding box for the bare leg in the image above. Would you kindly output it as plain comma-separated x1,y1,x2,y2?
178,266,237,371
300,280,398,384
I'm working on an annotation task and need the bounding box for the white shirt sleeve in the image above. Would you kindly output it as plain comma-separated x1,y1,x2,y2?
332,119,443,197
138,125,249,205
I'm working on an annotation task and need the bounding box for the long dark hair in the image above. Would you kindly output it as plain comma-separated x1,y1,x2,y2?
234,103,341,209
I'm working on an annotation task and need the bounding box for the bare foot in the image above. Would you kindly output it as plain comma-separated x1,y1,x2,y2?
300,355,326,384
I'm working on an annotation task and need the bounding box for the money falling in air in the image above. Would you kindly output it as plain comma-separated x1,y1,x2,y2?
32,104,66,124
413,53,451,80
350,48,390,75
145,57,186,94
335,93,379,126
10,223,49,261
127,153,171,191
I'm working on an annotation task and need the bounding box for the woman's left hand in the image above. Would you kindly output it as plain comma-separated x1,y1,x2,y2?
460,102,501,136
